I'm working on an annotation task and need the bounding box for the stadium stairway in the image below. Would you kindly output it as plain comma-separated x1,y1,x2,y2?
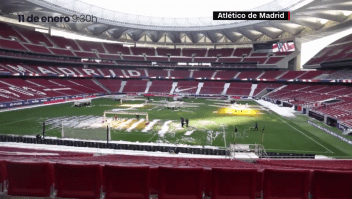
68,79,105,94
276,71,288,79
144,69,149,77
234,72,241,78
254,86,272,98
211,71,217,79
119,81,127,93
145,81,152,93
262,85,287,98
44,34,58,48
92,79,110,93
166,70,171,78
315,73,332,80
96,68,106,76
256,71,266,79
121,70,128,77
189,70,194,78
196,82,203,95
170,82,178,94
296,71,309,79
249,84,258,97
222,83,230,95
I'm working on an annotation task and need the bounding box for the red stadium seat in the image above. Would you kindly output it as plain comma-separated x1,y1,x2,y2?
0,161,7,192
203,168,212,197
256,169,263,198
312,170,352,199
6,161,54,197
103,165,150,199
211,168,257,199
263,169,310,199
150,167,159,195
158,167,204,199
54,163,102,199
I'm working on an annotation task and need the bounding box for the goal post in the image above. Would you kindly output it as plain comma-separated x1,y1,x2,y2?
61,121,64,138
61,121,110,141
105,124,111,141
103,111,149,122
108,124,111,140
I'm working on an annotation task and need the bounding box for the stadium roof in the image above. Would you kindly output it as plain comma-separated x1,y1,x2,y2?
1,0,352,44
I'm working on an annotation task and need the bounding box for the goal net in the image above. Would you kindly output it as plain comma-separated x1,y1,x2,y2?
235,129,248,139
61,120,111,141
104,111,149,122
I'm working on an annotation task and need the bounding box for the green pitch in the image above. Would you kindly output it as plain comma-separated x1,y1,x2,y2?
1,97,352,157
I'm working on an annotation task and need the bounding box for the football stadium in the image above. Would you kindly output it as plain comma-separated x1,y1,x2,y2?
0,0,351,198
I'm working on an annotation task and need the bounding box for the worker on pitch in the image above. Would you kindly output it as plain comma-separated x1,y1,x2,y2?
233,126,238,138
180,117,184,127
185,118,189,128
255,122,258,131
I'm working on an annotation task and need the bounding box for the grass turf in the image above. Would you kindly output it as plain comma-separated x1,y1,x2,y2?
0,97,351,157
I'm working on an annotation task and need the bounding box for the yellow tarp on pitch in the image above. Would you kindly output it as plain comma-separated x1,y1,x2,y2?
217,107,260,117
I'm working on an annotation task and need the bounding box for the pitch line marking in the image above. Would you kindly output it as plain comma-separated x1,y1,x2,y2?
147,134,157,142
274,115,333,154
158,120,172,137
0,117,38,127
127,119,145,132
265,149,331,154
142,119,160,133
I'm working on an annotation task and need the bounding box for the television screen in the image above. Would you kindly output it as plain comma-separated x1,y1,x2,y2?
273,42,295,52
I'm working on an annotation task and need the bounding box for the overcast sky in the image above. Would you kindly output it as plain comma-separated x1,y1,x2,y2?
80,0,274,18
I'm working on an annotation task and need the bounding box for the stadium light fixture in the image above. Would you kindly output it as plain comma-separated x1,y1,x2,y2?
123,44,135,47
50,28,123,43
35,28,49,33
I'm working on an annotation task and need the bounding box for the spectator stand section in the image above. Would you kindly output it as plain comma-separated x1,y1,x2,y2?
0,147,350,198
